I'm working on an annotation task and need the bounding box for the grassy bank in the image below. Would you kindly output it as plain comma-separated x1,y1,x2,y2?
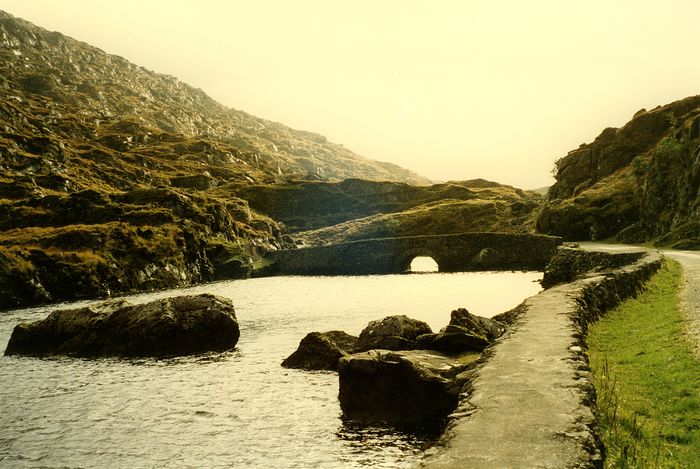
587,260,700,467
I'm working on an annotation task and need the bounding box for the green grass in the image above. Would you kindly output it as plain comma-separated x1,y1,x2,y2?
588,260,700,468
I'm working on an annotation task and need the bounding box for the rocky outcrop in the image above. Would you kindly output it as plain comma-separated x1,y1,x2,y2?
4,294,239,357
354,315,432,352
338,349,478,426
281,330,358,371
417,308,505,353
538,96,700,248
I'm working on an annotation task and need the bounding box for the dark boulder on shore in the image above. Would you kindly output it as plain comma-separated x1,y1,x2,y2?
282,330,358,371
354,315,432,352
338,349,478,426
4,294,240,358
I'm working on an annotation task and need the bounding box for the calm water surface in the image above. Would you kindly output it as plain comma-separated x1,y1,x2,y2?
0,271,541,468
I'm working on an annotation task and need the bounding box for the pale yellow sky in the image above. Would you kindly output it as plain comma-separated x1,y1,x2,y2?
2,0,699,188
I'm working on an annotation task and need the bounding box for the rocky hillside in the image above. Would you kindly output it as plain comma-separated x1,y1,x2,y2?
230,179,542,245
0,11,428,309
537,96,700,249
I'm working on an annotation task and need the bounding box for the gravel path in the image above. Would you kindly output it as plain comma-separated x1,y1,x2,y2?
664,250,700,358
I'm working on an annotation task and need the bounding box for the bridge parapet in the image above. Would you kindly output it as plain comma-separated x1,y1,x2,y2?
265,233,562,276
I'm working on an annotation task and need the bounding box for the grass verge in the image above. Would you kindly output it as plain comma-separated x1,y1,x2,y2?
587,259,700,468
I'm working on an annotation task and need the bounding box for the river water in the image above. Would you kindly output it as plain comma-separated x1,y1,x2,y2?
0,270,541,468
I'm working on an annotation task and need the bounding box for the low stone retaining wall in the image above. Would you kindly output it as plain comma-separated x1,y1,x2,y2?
541,246,646,287
418,247,663,468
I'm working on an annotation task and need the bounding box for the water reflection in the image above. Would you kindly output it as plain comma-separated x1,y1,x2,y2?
0,271,542,468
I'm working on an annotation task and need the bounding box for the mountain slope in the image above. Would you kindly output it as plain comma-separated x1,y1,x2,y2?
0,10,429,309
537,96,700,248
0,10,428,187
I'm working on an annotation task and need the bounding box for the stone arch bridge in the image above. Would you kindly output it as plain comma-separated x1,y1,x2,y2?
265,233,562,276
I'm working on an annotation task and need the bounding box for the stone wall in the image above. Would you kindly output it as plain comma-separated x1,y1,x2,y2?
541,246,646,287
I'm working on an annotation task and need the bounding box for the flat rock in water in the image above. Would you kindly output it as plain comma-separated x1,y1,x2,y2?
338,349,477,426
4,294,239,357
282,330,358,371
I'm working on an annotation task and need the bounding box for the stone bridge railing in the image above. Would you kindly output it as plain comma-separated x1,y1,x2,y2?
264,233,562,276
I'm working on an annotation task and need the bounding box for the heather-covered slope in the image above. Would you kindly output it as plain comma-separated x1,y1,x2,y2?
537,96,700,249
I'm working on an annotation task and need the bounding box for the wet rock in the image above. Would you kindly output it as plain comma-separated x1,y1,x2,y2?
4,294,239,357
354,315,432,352
282,330,358,371
338,349,476,426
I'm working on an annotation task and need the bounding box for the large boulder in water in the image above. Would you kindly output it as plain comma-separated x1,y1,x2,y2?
282,330,358,371
338,349,477,426
4,294,239,357
354,315,432,352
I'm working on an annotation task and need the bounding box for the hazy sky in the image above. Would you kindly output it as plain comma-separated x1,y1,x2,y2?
1,1,699,188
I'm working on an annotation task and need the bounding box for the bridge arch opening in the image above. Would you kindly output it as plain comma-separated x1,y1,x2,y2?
396,247,442,273
409,256,439,273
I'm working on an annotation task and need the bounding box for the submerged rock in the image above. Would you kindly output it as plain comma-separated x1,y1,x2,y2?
4,294,239,357
354,315,432,352
282,330,358,371
338,349,477,426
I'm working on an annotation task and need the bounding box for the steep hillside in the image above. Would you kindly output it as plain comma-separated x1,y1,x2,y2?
0,11,428,309
0,11,428,186
229,179,542,244
537,96,700,248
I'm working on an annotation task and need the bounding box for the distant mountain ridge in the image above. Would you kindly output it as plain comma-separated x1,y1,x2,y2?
231,178,542,245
